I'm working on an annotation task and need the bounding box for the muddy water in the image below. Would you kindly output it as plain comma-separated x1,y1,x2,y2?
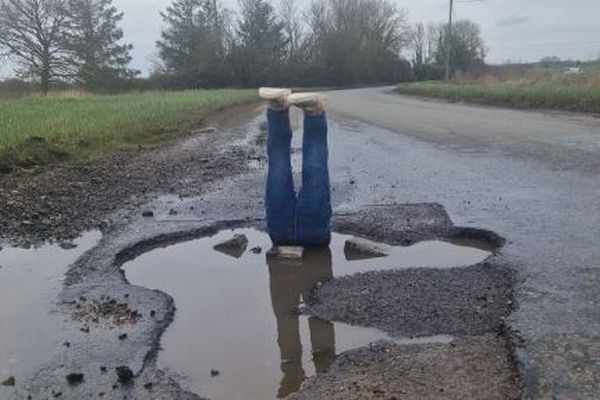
124,228,490,400
0,231,101,395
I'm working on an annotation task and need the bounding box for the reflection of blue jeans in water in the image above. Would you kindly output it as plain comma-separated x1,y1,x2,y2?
265,108,332,248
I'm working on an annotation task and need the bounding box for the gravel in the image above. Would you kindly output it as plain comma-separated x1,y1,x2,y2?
288,336,521,400
307,261,515,338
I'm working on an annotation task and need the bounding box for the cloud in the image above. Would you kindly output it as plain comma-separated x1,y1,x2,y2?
496,15,529,28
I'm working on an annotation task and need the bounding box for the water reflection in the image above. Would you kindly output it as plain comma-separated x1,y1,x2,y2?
268,248,334,397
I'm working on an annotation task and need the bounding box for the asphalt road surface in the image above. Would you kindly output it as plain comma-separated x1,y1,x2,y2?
326,87,600,399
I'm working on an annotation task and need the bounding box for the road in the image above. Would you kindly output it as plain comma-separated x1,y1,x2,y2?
326,87,600,399
329,86,600,172
4,88,600,399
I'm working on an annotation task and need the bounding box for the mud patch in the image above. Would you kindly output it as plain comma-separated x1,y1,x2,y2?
123,228,490,399
0,231,101,397
71,298,141,326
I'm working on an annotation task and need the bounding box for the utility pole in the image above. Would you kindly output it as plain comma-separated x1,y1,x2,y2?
445,0,454,80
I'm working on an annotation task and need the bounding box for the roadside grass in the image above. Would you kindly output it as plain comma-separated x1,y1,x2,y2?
0,89,257,169
397,72,600,115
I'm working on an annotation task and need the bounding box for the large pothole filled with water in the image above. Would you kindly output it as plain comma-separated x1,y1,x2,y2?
123,228,491,400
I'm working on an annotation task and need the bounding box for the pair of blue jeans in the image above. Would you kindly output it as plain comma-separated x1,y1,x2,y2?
265,108,332,248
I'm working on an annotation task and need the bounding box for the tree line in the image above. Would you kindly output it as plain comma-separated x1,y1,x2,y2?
154,0,414,89
0,0,487,93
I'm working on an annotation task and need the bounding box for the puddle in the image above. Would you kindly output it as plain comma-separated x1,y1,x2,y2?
0,231,101,393
124,228,490,399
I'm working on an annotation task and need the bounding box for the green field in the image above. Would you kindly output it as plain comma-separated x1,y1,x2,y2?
397,76,600,115
0,89,257,169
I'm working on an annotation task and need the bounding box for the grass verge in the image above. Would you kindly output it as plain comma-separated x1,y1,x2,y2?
0,89,257,170
397,81,600,115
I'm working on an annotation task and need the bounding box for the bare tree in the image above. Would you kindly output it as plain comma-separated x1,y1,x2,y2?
409,22,442,66
278,0,305,61
0,0,71,93
409,23,426,65
426,23,439,63
304,0,327,60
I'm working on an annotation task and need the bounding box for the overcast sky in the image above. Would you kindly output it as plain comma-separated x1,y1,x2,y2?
1,0,600,78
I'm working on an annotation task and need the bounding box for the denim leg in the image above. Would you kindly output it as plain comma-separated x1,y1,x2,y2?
296,113,332,247
266,108,296,245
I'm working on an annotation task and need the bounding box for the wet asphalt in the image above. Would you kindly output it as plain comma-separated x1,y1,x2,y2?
4,88,599,399
326,87,600,399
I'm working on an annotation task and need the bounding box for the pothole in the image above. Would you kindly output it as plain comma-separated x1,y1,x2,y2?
0,231,101,394
123,228,491,400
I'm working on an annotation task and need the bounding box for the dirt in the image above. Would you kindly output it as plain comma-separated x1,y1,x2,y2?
0,103,261,247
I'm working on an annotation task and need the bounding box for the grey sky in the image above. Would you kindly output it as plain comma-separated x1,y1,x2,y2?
2,0,600,78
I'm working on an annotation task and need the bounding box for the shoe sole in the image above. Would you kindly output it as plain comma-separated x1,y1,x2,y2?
288,92,323,106
259,87,292,100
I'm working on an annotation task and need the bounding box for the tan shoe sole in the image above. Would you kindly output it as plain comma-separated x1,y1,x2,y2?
288,92,323,106
259,87,292,100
